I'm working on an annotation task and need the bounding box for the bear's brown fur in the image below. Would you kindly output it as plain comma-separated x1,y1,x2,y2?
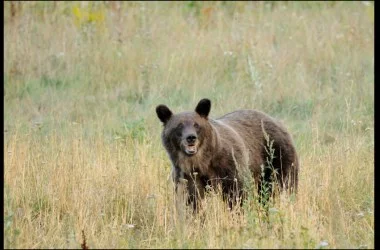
156,98,299,211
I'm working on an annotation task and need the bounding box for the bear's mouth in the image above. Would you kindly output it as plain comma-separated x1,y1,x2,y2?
184,144,197,155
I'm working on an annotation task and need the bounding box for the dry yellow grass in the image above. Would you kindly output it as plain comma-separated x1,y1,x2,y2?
4,1,373,249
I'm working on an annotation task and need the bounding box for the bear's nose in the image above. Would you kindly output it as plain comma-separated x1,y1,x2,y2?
186,135,197,144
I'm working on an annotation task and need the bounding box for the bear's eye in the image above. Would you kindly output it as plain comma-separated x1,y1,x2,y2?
175,123,184,137
194,123,200,129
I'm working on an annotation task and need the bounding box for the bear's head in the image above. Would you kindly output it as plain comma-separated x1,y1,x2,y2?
156,99,211,157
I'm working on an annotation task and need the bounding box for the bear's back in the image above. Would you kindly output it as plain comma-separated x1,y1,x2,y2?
211,109,298,185
215,109,293,146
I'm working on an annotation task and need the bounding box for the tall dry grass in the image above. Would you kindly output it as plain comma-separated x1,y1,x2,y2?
4,1,373,248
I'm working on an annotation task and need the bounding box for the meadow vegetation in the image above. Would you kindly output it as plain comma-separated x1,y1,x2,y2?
4,1,374,248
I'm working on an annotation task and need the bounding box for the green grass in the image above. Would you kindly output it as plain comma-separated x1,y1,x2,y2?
4,1,374,249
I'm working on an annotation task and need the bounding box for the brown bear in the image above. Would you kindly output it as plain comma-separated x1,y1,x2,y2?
156,98,299,211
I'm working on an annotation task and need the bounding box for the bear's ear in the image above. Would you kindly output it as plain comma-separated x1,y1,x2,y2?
195,98,211,118
156,105,173,124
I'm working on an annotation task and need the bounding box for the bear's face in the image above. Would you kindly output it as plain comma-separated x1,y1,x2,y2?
163,113,204,156
156,99,211,157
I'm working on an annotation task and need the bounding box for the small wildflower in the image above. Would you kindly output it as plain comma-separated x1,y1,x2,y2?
179,178,188,183
123,224,135,229
223,51,233,56
318,240,329,248
268,207,279,213
356,212,364,217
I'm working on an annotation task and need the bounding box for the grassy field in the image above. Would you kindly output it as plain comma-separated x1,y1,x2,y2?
4,1,374,249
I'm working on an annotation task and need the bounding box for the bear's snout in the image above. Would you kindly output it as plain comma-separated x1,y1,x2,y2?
181,132,199,156
186,134,197,144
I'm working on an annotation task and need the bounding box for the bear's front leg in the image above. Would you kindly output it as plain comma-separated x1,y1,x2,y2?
220,177,244,210
186,172,206,213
